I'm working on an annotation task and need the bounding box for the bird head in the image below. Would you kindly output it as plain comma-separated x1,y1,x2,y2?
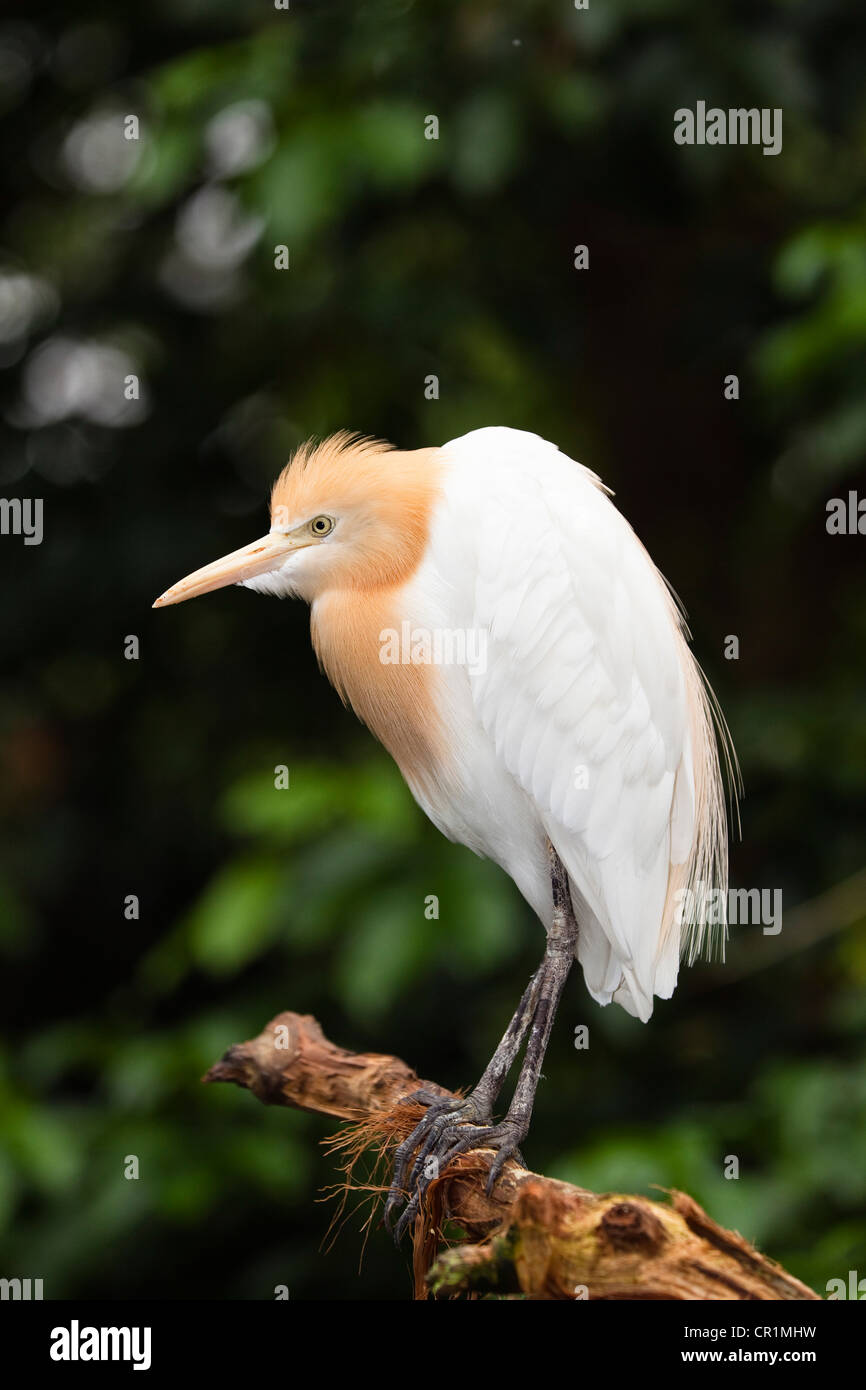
153,432,440,609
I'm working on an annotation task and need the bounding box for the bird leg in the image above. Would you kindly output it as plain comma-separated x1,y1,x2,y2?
383,843,579,1242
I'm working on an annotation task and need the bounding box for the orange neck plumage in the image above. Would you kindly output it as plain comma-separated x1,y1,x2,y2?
278,436,446,789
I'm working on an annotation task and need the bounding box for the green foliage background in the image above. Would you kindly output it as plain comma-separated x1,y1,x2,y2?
0,0,864,1299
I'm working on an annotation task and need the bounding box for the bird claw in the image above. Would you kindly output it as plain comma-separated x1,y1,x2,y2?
484,1128,526,1194
383,1090,489,1240
383,1091,527,1244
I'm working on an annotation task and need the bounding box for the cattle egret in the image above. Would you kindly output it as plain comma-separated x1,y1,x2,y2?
154,427,737,1238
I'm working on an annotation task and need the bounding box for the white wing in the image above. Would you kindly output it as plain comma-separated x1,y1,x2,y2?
442,428,730,1021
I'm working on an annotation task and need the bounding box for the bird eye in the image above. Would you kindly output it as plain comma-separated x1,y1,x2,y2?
310,515,334,536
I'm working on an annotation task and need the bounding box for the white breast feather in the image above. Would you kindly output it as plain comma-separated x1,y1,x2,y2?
435,428,734,1022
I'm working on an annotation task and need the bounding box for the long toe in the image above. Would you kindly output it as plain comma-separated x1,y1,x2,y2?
384,1093,491,1242
392,1118,527,1242
484,1126,526,1194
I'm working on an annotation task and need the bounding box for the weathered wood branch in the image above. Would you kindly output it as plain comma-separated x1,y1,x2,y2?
203,1011,819,1302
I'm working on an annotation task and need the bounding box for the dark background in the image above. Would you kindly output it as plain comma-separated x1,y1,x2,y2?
0,0,864,1300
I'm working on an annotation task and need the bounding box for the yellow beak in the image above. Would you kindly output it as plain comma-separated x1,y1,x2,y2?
153,532,302,608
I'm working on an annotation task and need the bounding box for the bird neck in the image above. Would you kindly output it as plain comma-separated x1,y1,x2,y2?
310,585,447,794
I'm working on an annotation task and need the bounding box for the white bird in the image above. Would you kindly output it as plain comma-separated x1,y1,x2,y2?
154,426,737,1236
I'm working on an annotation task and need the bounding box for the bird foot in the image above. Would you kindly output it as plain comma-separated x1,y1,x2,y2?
383,1089,526,1244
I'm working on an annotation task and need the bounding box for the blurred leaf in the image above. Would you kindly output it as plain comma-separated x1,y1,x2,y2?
187,856,285,975
334,885,432,1023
